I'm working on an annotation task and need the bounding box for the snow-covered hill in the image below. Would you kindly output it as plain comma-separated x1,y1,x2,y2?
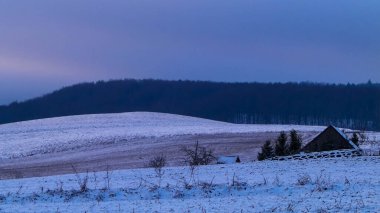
0,112,326,159
0,157,379,212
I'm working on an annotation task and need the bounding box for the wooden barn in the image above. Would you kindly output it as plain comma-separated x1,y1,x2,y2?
302,125,359,153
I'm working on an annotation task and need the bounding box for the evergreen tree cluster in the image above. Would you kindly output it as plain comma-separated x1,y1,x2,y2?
258,130,302,161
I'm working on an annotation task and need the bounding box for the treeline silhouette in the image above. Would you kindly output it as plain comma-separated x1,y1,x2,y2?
1,79,379,130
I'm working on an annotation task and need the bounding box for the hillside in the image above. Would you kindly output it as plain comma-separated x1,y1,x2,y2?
0,112,325,160
0,112,327,179
1,79,380,130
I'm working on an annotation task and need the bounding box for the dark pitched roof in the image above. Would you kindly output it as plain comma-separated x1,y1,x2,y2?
330,125,359,150
302,125,359,152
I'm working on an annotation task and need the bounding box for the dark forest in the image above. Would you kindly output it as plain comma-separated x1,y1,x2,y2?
1,79,379,130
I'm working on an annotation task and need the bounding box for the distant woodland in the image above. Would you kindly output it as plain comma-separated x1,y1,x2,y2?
1,79,379,130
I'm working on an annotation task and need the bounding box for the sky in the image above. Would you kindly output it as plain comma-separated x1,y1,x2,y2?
0,1,379,105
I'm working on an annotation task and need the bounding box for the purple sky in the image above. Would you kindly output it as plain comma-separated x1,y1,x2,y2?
1,1,379,105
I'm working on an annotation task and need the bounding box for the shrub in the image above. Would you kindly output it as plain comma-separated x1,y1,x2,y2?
71,165,89,193
296,174,311,186
181,141,215,166
148,155,167,173
313,173,333,192
148,154,167,188
173,190,185,199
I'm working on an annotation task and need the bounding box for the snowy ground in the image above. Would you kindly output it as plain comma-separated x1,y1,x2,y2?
0,157,379,212
0,112,327,159
1,112,379,212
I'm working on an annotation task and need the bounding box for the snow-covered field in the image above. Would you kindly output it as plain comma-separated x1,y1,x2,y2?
0,112,327,159
1,112,379,212
0,157,379,212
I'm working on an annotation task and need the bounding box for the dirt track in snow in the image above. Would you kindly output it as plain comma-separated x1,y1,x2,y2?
0,131,318,180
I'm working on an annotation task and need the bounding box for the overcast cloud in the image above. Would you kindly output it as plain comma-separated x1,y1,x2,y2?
0,1,379,104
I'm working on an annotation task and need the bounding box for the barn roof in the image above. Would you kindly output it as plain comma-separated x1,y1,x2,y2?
302,125,360,152
330,125,359,150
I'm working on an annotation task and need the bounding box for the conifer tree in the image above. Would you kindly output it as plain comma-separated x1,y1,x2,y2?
275,131,288,156
258,140,274,161
351,132,360,146
289,130,302,154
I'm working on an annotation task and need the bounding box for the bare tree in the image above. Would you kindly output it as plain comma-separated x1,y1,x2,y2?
148,154,167,187
181,141,216,166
